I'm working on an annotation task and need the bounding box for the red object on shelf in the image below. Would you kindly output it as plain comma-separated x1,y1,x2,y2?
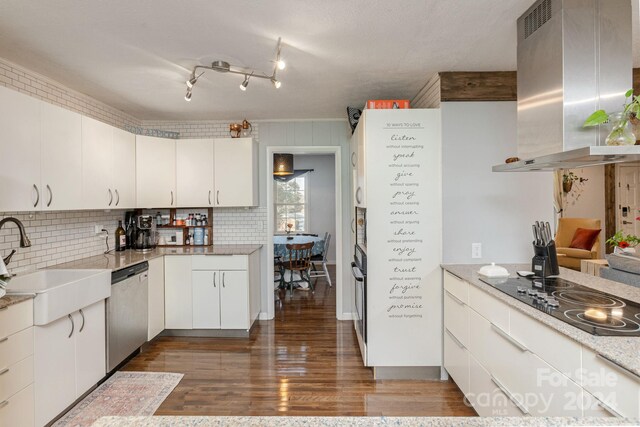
365,100,410,109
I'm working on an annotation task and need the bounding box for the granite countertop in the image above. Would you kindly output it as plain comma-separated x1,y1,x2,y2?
0,294,33,310
50,245,263,271
91,416,636,427
441,264,640,377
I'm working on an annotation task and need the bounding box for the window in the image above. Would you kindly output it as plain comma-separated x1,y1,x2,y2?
274,176,308,233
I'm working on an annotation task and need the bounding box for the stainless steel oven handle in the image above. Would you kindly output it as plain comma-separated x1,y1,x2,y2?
351,262,364,282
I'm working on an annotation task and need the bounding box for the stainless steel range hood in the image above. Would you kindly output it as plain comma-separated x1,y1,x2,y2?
493,0,635,172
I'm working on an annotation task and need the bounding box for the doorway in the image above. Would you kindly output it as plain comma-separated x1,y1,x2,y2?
266,146,343,320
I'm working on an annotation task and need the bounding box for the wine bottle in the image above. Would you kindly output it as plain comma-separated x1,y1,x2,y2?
115,220,126,252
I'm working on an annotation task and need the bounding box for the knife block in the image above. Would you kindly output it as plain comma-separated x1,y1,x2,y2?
531,241,560,277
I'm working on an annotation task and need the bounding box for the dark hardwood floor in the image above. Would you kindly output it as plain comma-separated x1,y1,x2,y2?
122,265,476,417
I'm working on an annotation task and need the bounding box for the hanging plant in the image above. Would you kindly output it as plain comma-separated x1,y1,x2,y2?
583,89,639,146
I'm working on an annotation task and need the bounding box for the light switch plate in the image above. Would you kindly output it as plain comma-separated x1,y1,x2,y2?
472,243,482,259
94,225,104,234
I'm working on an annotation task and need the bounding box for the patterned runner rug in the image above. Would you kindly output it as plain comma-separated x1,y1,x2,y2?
53,371,183,427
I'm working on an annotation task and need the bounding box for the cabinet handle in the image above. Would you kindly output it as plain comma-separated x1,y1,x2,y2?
445,290,465,306
68,313,74,338
351,152,357,167
209,190,212,205
596,353,640,382
595,397,624,418
0,400,7,409
170,191,174,206
355,187,362,204
79,309,85,332
222,272,225,288
445,328,465,349
216,190,220,205
0,367,9,376
108,189,113,206
46,184,53,207
213,272,216,287
491,323,529,353
115,189,120,206
490,375,529,415
351,218,355,233
33,184,40,208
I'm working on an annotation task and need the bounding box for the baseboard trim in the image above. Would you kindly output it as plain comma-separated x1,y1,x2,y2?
373,366,443,380
161,329,250,338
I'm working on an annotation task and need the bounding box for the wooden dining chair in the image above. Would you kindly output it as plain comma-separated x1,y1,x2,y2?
284,242,315,295
309,233,332,287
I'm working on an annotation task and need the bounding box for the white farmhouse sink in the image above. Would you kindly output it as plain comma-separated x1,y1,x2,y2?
6,269,110,325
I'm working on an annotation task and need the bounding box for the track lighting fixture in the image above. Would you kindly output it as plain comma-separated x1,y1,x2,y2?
184,37,285,100
239,75,250,91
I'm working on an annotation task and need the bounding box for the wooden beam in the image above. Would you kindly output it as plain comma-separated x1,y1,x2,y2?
439,72,517,102
634,68,640,97
604,164,616,254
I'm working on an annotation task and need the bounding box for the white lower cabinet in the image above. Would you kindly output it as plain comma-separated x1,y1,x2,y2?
34,300,106,426
165,254,259,331
148,257,166,340
0,300,34,427
443,268,634,418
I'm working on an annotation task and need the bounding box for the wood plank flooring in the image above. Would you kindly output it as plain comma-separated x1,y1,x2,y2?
122,266,476,417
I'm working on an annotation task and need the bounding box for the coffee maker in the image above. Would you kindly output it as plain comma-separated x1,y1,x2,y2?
132,215,158,252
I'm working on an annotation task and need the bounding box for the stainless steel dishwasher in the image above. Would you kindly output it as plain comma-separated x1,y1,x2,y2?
107,261,149,372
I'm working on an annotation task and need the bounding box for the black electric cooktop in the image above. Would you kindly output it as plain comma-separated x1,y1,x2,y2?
479,276,640,337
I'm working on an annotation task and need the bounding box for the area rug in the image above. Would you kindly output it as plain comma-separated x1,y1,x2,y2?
53,372,183,427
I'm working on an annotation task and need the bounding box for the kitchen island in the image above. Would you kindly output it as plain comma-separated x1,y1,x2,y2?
441,264,640,420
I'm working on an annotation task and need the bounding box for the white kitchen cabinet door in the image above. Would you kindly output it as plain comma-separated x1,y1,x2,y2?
0,86,41,211
213,138,258,207
219,270,248,329
444,328,470,396
41,102,83,210
164,256,192,329
74,300,106,397
112,127,136,209
136,135,176,208
148,257,165,340
192,271,221,329
355,115,366,207
176,138,214,207
34,315,77,427
0,383,34,427
82,116,114,209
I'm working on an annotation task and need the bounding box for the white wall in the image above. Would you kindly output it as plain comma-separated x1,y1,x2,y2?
442,102,554,264
293,154,336,262
562,166,606,255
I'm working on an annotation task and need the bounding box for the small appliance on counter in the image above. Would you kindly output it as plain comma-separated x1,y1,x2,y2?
531,221,559,277
132,215,158,252
477,263,509,278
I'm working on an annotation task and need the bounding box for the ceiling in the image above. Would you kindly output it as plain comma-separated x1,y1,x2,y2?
0,0,638,121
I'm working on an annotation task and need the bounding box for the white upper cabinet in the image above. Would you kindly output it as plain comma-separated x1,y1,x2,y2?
112,127,136,209
0,86,41,211
82,116,114,209
213,137,258,207
41,102,83,210
176,138,214,207
136,135,176,208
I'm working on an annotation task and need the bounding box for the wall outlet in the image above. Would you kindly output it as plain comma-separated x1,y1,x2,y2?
94,225,104,234
472,243,482,259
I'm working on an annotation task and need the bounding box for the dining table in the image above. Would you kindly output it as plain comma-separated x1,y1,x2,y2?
273,235,324,260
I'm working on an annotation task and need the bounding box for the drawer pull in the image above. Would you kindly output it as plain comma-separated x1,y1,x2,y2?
445,290,465,306
490,375,529,415
0,367,8,376
0,336,7,343
491,324,528,352
596,353,640,382
445,329,465,349
0,400,7,409
596,398,624,418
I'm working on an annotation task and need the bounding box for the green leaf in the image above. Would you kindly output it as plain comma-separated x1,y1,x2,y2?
625,89,635,98
583,110,609,127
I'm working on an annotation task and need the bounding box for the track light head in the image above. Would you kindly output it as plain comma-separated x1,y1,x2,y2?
272,79,281,89
186,75,197,89
240,75,250,91
185,89,192,101
276,59,286,71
